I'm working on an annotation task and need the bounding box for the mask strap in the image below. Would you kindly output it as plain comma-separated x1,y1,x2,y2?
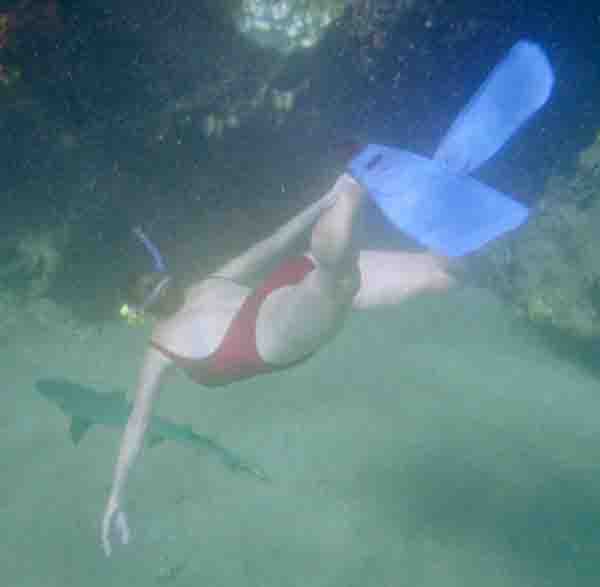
135,274,172,314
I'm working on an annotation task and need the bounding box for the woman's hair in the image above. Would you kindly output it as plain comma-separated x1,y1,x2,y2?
127,271,185,318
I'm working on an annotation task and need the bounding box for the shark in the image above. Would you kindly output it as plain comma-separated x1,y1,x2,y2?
35,377,269,482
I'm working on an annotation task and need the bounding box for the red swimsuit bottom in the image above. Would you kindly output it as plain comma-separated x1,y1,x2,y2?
151,256,316,387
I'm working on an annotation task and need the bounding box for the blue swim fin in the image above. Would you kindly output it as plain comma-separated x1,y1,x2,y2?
434,40,554,174
348,40,553,256
349,145,529,257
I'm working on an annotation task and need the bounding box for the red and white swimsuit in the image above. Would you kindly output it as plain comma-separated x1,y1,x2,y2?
151,256,316,387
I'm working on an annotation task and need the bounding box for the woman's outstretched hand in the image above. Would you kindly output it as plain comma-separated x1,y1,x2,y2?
101,497,130,557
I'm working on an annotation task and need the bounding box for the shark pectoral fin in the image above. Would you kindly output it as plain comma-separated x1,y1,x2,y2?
147,432,166,448
69,417,92,444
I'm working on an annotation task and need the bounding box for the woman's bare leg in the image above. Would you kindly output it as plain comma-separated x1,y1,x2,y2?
310,174,364,280
256,174,366,364
257,174,455,363
353,250,455,310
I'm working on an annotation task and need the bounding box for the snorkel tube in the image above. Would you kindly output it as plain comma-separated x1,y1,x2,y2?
120,227,172,325
132,226,167,272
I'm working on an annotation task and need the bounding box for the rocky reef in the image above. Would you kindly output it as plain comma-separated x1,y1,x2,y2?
0,221,82,343
145,0,424,146
470,136,600,340
0,223,68,298
233,0,348,54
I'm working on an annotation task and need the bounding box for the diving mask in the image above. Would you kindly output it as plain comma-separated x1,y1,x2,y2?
121,227,171,325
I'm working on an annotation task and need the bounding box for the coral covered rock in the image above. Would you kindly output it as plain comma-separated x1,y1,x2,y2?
0,223,68,298
471,138,600,339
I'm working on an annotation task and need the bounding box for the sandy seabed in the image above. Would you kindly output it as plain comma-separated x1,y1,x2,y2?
2,286,600,587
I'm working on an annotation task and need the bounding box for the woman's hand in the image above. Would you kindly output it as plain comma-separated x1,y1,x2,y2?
101,497,130,557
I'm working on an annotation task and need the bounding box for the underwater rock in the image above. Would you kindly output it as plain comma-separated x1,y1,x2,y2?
470,138,600,340
0,223,68,298
233,0,347,54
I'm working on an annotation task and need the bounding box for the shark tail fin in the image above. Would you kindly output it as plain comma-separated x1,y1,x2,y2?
69,417,93,444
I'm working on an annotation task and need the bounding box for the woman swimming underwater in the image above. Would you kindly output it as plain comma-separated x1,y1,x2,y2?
101,37,555,557
101,173,453,556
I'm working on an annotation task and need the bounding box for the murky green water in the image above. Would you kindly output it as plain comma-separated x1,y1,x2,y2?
3,285,600,586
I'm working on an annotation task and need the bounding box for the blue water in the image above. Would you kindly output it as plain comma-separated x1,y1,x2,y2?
2,1,600,585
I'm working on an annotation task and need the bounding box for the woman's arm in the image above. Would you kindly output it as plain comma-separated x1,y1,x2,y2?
101,346,171,556
213,177,346,285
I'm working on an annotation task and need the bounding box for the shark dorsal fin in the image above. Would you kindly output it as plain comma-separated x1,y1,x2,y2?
147,432,165,448
69,417,92,444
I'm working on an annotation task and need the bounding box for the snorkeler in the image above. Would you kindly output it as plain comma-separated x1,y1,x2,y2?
101,40,554,556
101,172,454,556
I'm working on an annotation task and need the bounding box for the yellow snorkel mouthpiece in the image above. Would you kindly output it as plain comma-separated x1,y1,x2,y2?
119,303,145,326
